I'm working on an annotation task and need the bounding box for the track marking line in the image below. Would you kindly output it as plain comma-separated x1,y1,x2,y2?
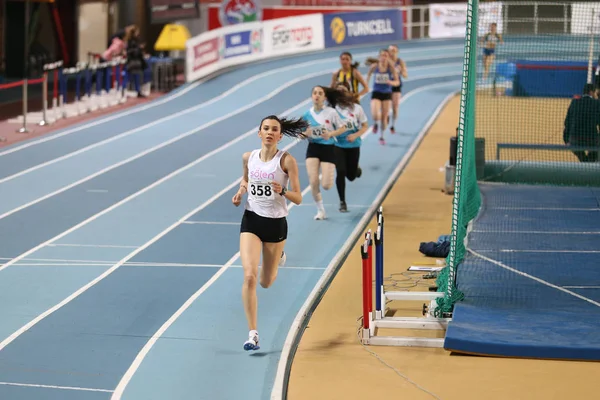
14,257,121,264
0,381,113,393
8,262,326,270
469,249,600,308
476,249,600,254
181,221,239,225
563,286,600,289
489,207,599,211
295,203,370,208
471,230,600,234
47,244,139,249
13,263,115,267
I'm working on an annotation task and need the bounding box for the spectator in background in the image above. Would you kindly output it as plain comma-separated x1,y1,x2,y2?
108,24,135,49
563,83,600,162
125,26,147,98
101,25,131,62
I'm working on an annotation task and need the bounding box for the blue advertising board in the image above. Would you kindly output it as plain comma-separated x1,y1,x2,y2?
222,29,263,59
323,10,403,48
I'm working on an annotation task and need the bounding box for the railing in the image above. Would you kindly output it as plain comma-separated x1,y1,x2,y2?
0,55,162,134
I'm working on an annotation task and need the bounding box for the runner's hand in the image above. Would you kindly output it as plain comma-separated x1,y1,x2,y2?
270,181,283,195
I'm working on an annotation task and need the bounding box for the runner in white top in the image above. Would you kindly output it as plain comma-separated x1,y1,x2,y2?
232,114,308,351
245,148,289,218
302,85,355,220
332,81,369,212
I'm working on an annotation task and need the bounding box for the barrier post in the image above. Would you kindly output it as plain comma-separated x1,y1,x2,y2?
375,222,384,320
365,229,373,333
360,239,371,343
18,0,30,133
375,207,384,319
39,71,48,126
17,79,29,133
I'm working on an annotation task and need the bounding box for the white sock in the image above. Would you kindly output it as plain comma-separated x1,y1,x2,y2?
249,329,258,337
316,200,325,212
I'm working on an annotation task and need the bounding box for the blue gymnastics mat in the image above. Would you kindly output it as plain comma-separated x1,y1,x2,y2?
444,183,600,361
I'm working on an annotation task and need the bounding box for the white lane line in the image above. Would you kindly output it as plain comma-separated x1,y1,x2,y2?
0,381,113,393
471,230,600,234
9,262,327,270
47,243,139,249
181,221,238,225
477,250,600,254
488,207,599,211
563,286,600,289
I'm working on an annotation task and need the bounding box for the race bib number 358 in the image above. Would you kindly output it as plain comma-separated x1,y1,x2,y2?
250,182,273,199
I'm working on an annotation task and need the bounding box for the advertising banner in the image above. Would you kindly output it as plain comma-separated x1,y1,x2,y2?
262,14,325,56
428,2,504,39
186,20,266,81
191,37,220,72
222,29,263,59
322,10,403,48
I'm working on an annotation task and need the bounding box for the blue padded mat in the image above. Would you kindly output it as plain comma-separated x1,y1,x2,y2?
444,183,600,361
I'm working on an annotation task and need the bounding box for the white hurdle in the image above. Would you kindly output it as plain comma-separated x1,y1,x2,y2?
360,207,451,347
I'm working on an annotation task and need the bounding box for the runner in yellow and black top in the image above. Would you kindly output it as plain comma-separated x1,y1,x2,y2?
330,51,369,101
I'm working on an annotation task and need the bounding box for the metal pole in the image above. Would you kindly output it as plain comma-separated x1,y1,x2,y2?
39,71,48,126
18,0,30,133
588,10,595,84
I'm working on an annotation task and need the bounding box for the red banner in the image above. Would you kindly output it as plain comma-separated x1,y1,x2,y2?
192,37,220,71
281,0,411,5
208,6,371,30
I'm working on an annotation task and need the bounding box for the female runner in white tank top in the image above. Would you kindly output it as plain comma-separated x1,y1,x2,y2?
231,114,308,351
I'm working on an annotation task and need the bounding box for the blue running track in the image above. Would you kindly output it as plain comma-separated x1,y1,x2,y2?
0,39,463,400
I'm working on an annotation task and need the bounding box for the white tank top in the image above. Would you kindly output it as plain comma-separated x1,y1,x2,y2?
245,149,289,219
